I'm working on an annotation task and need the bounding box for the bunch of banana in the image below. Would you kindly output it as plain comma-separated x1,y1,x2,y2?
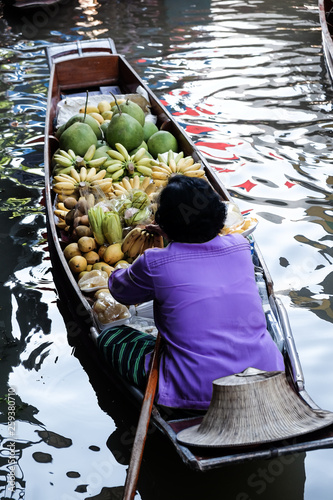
151,150,206,186
105,143,154,180
53,145,108,175
121,227,164,259
112,175,158,198
54,201,70,230
52,167,112,195
88,205,106,245
102,211,123,245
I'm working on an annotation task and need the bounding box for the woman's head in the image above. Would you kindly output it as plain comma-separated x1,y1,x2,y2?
155,175,227,243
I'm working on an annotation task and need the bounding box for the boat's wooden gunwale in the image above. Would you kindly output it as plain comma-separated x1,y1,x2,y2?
44,40,333,470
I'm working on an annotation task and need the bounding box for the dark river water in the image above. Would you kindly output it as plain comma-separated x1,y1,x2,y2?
1,0,333,498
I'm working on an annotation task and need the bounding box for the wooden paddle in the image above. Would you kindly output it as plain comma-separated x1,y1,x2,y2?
122,332,162,500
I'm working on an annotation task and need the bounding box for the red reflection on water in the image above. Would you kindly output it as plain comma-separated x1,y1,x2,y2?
185,125,217,134
233,180,257,192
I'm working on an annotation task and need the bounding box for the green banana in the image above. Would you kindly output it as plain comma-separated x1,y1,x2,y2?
53,154,73,167
135,165,152,176
84,144,97,162
87,157,108,168
88,205,105,245
110,168,125,180
102,211,123,244
107,149,125,161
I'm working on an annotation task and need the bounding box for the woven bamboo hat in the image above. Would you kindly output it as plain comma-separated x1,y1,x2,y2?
177,368,333,448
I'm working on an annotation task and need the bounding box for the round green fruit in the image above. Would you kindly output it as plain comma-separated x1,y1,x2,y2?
59,122,98,157
65,113,102,140
55,123,66,139
106,113,144,152
143,121,159,142
147,130,178,158
111,99,145,127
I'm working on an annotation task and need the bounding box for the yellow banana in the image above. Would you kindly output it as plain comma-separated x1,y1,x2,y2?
56,202,70,212
151,171,169,180
56,220,68,229
54,209,69,218
115,143,130,161
112,183,128,194
91,170,106,181
180,157,194,170
140,177,151,191
53,174,76,184
79,166,87,182
182,162,202,173
133,175,140,189
153,234,164,248
152,165,172,175
121,177,132,192
169,159,177,173
184,169,206,178
85,167,97,182
53,181,76,190
141,232,153,253
127,230,146,258
121,227,143,253
69,168,81,183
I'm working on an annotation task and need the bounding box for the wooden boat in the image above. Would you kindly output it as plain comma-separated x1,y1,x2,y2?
319,0,333,80
43,39,333,471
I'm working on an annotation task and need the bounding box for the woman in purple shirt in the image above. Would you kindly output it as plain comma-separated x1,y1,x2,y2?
97,175,284,410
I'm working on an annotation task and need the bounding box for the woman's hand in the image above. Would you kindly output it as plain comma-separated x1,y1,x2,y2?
144,223,168,239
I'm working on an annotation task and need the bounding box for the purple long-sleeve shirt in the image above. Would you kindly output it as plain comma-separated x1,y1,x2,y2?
109,233,284,410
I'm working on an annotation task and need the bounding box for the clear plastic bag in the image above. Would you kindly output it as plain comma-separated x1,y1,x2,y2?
93,293,131,326
78,270,109,292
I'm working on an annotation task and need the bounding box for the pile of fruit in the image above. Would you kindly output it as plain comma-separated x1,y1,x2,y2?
51,91,208,327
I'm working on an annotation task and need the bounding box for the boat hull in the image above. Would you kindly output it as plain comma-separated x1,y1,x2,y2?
44,39,333,470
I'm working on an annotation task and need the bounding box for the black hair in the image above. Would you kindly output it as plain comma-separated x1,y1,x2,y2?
155,175,227,243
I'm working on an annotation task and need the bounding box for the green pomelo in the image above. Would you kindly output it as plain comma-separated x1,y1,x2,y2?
65,113,102,140
106,113,144,152
59,122,97,157
143,121,159,142
147,130,178,158
112,100,145,127
100,121,110,139
129,141,148,156
93,145,111,159
55,123,66,139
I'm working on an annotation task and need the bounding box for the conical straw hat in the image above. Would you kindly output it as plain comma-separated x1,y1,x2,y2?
177,368,333,448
